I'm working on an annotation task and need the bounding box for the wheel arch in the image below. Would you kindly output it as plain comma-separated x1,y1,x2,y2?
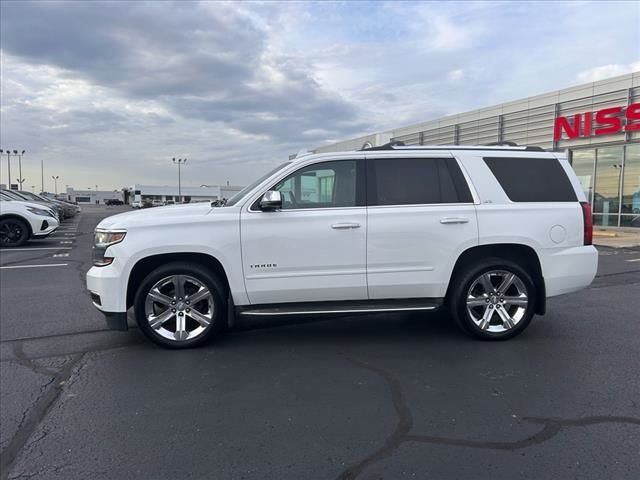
126,252,231,310
446,243,546,315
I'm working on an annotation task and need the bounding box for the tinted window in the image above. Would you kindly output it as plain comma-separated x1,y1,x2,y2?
368,158,472,206
484,157,577,202
272,160,361,209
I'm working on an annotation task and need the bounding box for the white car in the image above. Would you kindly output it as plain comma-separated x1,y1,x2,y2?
87,143,598,348
131,201,143,209
0,199,59,247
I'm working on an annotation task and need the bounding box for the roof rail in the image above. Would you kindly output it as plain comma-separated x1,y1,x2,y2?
359,141,545,153
360,141,405,151
484,141,518,147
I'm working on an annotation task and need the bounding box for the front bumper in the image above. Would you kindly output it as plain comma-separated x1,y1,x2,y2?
32,218,59,238
87,263,129,330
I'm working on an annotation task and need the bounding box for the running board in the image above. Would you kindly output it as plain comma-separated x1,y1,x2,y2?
238,298,443,317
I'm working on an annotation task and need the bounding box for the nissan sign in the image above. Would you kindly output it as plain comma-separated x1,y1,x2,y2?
553,102,640,141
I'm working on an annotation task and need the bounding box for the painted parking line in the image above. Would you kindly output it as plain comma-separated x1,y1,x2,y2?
60,241,74,244
53,253,70,257
0,263,68,270
626,258,640,263
0,247,73,252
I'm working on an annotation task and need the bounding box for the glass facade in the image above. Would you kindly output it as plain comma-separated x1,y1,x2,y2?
571,143,640,228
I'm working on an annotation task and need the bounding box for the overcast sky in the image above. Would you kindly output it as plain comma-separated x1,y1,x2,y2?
1,1,639,192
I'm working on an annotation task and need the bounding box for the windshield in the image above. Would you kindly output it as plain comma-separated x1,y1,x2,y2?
1,190,26,200
224,161,292,206
18,191,45,201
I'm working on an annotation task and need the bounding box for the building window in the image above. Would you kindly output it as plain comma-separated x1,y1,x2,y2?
621,144,640,228
571,149,595,204
593,146,624,227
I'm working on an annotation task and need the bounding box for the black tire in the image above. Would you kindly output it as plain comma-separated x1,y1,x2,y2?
449,257,537,340
134,262,226,349
0,217,30,247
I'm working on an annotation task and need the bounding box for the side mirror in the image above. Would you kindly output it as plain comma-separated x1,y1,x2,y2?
259,190,282,211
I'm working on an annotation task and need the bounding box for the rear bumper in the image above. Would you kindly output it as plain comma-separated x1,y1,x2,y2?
542,245,598,297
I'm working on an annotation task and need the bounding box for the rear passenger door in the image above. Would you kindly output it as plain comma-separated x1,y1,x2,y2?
365,154,479,299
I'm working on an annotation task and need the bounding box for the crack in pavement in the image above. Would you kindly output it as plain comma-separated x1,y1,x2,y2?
336,357,640,480
0,342,85,480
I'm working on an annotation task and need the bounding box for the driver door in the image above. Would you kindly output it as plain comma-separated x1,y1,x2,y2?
240,159,367,305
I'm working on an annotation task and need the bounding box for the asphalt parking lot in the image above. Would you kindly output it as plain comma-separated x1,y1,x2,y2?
1,206,639,480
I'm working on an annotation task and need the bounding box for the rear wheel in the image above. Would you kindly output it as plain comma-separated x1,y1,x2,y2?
134,262,226,348
0,218,30,247
450,258,536,340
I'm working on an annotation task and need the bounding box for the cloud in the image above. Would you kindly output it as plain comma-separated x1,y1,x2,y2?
0,1,365,144
448,69,464,82
1,1,639,191
576,62,640,83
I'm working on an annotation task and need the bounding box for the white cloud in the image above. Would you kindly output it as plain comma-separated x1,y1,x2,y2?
1,1,639,190
448,69,464,81
576,61,640,83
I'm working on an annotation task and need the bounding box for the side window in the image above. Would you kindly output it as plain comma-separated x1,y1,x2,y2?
483,157,577,202
368,157,472,206
273,160,359,209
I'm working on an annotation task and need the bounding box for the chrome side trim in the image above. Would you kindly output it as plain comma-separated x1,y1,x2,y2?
240,306,438,316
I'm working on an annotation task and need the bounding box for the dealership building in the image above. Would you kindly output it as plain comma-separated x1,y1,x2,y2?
315,72,640,229
129,183,244,205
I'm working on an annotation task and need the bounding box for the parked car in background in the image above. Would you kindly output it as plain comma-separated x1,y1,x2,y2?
87,143,598,348
0,198,59,247
13,190,66,220
39,193,79,218
131,201,142,209
105,199,124,206
1,189,63,221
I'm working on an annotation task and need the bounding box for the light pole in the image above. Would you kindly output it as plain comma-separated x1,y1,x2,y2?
15,150,25,189
52,175,59,195
41,160,44,193
0,149,12,189
172,157,187,203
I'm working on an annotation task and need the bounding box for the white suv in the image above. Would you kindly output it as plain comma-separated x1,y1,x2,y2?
0,199,59,247
87,144,598,348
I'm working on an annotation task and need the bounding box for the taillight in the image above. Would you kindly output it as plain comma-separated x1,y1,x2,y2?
580,202,593,245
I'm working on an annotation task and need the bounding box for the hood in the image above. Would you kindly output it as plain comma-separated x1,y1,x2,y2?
97,202,216,230
0,200,57,213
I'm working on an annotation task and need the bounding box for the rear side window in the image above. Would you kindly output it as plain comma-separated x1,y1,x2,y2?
367,157,473,206
483,157,577,202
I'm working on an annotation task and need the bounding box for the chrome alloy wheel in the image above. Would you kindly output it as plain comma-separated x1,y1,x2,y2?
466,270,529,333
144,275,214,342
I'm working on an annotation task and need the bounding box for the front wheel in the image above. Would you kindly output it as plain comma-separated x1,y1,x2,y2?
0,218,30,247
450,258,537,340
134,262,226,348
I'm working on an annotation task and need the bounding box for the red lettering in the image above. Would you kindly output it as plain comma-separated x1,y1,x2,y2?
583,111,592,137
553,114,581,141
594,106,622,135
625,102,640,132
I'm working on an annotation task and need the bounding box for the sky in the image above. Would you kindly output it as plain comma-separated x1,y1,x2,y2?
1,1,639,192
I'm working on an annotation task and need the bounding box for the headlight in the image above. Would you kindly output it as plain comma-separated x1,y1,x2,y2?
93,229,126,267
27,207,55,218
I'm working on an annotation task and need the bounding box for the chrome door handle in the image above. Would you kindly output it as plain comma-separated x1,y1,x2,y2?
331,223,361,229
440,217,469,224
